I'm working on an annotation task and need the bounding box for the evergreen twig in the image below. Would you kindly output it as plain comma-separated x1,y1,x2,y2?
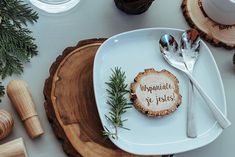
0,82,4,103
102,67,132,139
0,0,38,79
0,0,38,28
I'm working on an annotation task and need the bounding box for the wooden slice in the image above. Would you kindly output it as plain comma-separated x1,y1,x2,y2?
181,0,235,49
43,39,170,157
130,69,182,117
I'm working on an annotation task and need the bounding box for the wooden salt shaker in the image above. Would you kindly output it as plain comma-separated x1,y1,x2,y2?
0,138,28,157
0,109,14,140
7,80,44,138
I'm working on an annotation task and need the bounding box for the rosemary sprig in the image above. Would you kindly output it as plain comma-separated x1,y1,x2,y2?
102,67,132,139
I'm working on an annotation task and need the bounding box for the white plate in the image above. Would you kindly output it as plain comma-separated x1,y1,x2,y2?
93,28,227,155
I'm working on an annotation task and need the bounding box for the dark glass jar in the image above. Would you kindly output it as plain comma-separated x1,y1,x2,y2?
114,0,155,15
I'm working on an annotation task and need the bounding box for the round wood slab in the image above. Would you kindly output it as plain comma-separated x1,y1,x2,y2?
43,39,170,157
181,0,235,49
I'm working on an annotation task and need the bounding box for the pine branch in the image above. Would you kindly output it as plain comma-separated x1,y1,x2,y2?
102,67,132,139
0,0,38,79
0,82,4,103
0,0,38,28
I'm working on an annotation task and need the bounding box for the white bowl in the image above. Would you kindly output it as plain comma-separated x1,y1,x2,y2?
202,0,235,25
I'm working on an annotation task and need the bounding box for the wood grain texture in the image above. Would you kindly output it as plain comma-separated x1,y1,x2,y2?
43,38,171,157
0,109,14,140
7,80,44,139
0,138,28,157
181,0,235,49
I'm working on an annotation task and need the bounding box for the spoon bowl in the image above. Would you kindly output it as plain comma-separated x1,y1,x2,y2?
181,29,200,52
159,34,186,71
181,29,200,71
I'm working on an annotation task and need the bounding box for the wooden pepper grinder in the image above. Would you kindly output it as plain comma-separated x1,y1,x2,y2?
0,109,14,140
0,138,28,157
7,80,44,138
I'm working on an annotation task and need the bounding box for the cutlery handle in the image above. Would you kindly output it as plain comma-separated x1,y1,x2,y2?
7,80,44,138
186,73,231,129
187,80,197,138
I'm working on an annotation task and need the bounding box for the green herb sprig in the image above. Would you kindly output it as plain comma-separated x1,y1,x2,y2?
102,67,132,139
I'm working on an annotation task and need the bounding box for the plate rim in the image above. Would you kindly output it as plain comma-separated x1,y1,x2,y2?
93,27,226,155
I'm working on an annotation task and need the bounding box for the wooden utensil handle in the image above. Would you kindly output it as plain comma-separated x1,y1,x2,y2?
0,138,28,157
7,80,44,138
7,80,37,120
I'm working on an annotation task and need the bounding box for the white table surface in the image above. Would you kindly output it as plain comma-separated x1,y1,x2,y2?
0,0,234,157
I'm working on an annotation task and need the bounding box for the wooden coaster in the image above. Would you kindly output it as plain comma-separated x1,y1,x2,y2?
181,0,235,49
43,39,170,157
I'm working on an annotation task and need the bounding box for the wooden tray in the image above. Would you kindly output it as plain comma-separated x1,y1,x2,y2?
43,39,170,157
181,0,235,49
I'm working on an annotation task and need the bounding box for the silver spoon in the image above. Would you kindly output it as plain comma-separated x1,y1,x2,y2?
159,34,231,129
181,29,200,138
